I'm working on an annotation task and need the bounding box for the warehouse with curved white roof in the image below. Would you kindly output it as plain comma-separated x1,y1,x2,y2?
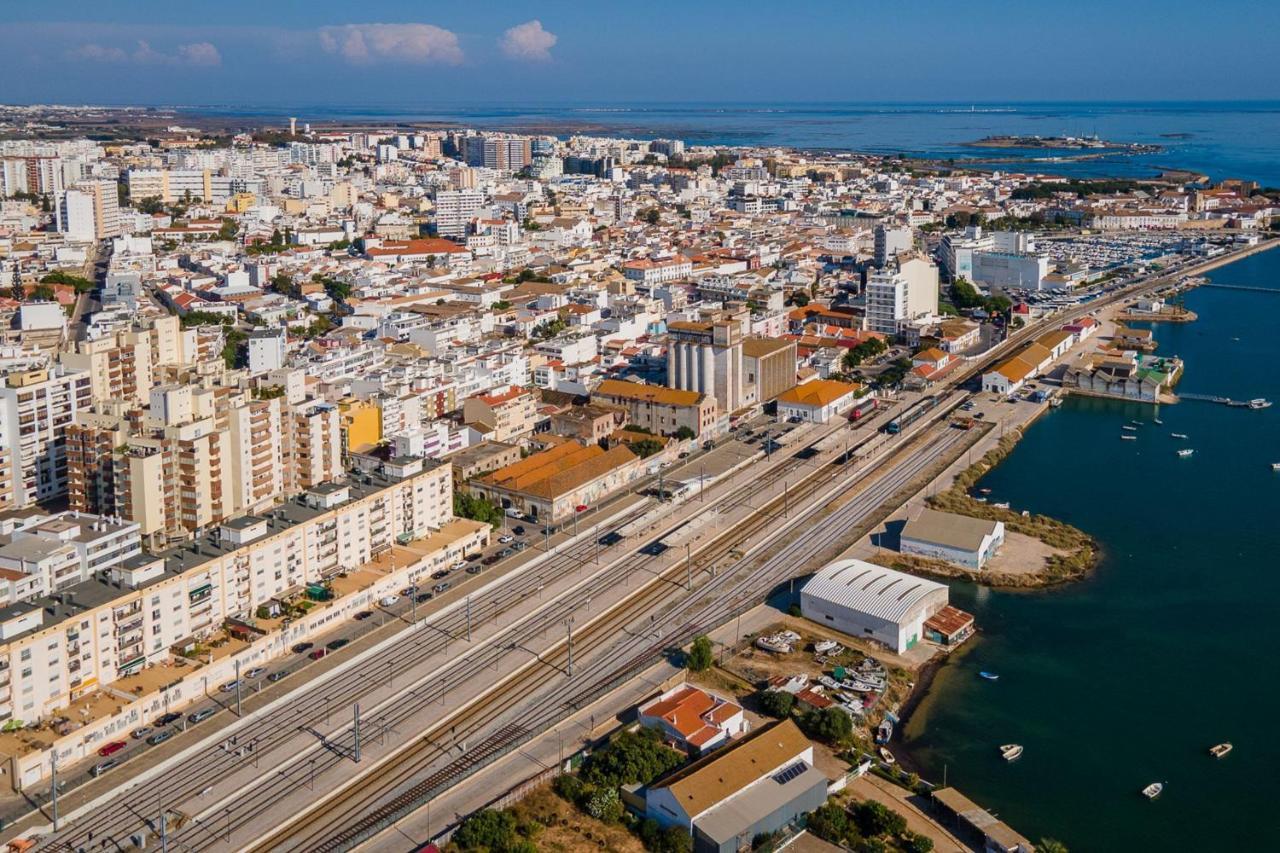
800,558,948,653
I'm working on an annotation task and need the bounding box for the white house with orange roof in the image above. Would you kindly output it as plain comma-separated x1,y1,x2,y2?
638,683,748,754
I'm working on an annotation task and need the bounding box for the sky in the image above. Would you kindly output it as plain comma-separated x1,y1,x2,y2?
4,1,1279,107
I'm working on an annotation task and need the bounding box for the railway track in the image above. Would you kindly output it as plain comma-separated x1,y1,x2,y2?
29,419,860,851
248,422,971,851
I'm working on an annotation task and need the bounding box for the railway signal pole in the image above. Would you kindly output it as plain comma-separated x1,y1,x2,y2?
353,703,361,763
565,618,574,677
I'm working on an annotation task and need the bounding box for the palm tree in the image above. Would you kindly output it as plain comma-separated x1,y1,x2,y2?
1036,839,1069,853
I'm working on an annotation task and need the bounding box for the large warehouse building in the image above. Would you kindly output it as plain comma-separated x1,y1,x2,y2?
899,508,1004,570
800,559,949,653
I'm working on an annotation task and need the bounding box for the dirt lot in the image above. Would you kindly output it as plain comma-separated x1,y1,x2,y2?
507,784,645,853
983,529,1068,575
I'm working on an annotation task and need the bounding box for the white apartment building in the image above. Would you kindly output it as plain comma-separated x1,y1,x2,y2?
57,188,96,242
972,251,1051,290
939,226,994,281
247,328,287,373
864,257,938,336
434,188,486,238
0,461,459,729
0,512,141,605
873,224,913,267
0,367,93,507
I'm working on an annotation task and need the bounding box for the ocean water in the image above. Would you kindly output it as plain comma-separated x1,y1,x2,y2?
193,100,1280,185
900,247,1280,850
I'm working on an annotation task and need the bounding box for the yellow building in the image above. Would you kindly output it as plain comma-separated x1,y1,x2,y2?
339,398,383,453
225,192,257,213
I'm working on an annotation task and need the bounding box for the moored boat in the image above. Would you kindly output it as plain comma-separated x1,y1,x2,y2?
1000,744,1023,761
876,719,894,744
1272,463,1280,471
1176,448,1194,458
1142,782,1164,800
1121,435,1137,441
1209,742,1233,758
1171,433,1188,439
1122,425,1138,431
1249,398,1272,409
879,746,895,765
979,671,1000,681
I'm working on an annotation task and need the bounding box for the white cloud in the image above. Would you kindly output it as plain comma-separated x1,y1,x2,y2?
318,23,463,65
69,39,221,67
500,20,557,62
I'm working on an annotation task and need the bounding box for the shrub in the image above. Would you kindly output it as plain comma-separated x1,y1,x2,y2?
851,800,907,838
686,635,714,672
454,809,518,851
799,707,854,744
757,690,795,719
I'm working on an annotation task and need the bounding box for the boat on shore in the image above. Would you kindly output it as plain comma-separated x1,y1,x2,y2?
1000,744,1023,761
1210,742,1233,758
876,719,894,744
1142,782,1165,800
979,671,1000,681
879,746,895,765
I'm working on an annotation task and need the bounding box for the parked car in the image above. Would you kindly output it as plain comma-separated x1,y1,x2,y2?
291,642,314,654
308,648,328,660
498,535,514,544
98,741,127,757
513,526,526,536
466,565,482,575
432,570,450,579
154,712,181,727
267,669,291,683
482,555,500,566
398,587,415,598
575,504,589,513
91,760,118,777
512,541,527,552
244,667,265,680
188,708,215,725
498,548,513,558
414,591,434,603
130,727,152,740
326,638,350,651
146,730,174,747
354,611,373,620
378,595,399,607
433,581,451,593
218,680,241,694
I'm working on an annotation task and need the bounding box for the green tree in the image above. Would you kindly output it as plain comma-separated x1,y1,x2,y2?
1036,840,1070,853
30,284,57,302
790,291,810,307
643,207,661,225
673,426,696,441
757,690,795,719
583,787,623,822
218,218,238,241
805,802,850,844
40,271,95,293
900,831,934,853
799,707,854,745
949,277,983,310
580,727,683,789
453,493,505,528
851,800,907,838
686,635,713,672
630,438,665,459
454,809,518,851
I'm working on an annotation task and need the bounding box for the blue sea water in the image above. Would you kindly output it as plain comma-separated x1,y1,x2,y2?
189,100,1280,185
900,247,1280,851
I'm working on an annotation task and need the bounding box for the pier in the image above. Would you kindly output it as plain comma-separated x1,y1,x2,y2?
1178,392,1272,408
1197,283,1280,295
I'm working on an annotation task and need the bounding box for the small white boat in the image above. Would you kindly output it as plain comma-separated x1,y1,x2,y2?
1171,433,1188,439
1176,449,1194,458
1122,425,1138,432
813,639,840,654
993,501,1010,509
1154,418,1164,425
1249,398,1272,410
1272,463,1280,471
1000,744,1023,761
879,746,895,765
1121,435,1137,441
1141,782,1164,800
1209,742,1233,759
755,636,792,654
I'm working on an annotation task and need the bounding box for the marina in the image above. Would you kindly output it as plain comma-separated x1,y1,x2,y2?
902,246,1280,852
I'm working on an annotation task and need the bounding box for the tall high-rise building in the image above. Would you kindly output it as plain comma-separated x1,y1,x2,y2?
462,135,533,171
58,181,121,241
434,188,486,238
873,224,913,267
0,366,94,506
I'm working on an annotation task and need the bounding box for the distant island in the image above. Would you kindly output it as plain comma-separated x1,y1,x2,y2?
963,134,1162,153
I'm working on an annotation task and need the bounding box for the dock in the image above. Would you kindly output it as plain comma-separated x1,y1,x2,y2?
1197,283,1280,295
1178,392,1272,408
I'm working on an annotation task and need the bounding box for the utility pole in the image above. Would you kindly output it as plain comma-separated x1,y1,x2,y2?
565,618,574,677
353,704,361,762
234,658,242,717
50,749,58,831
686,543,692,591
160,803,168,853
466,595,472,642
699,463,705,501
783,481,789,517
